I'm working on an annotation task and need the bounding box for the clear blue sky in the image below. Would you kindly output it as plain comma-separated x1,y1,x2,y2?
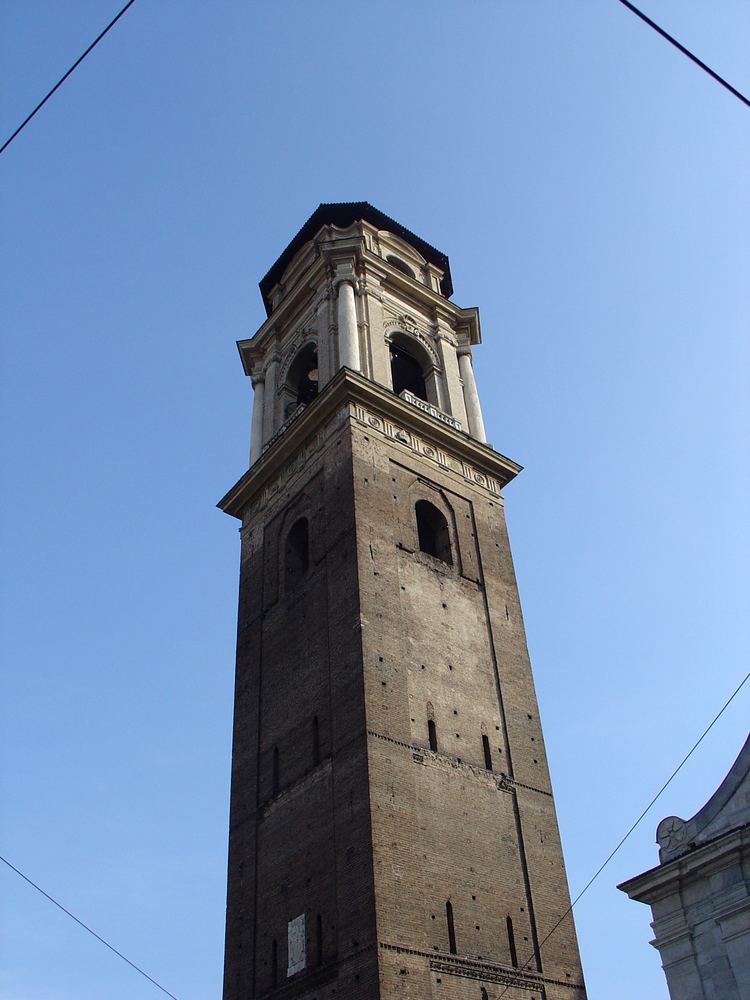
1,3,748,998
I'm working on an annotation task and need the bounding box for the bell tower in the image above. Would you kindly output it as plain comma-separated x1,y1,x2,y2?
219,203,587,1000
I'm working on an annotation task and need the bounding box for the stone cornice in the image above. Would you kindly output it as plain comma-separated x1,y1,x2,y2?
379,943,585,992
218,368,522,520
617,822,750,904
657,732,750,862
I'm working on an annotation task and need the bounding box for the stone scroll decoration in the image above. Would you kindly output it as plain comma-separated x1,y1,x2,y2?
656,815,690,861
350,402,504,499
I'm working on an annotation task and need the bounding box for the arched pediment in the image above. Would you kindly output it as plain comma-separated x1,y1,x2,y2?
377,230,428,268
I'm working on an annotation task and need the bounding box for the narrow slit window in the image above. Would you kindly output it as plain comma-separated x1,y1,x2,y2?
507,916,518,968
271,938,278,988
446,901,457,954
312,716,320,766
285,518,310,579
272,746,279,796
428,719,438,753
481,989,488,1000
415,501,452,565
316,913,323,966
482,734,493,772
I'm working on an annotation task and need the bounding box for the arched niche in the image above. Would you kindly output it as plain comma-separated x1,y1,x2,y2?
386,254,416,279
407,482,460,574
415,500,453,565
377,230,428,277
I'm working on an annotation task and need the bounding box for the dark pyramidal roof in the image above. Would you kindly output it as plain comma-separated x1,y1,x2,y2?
259,202,453,315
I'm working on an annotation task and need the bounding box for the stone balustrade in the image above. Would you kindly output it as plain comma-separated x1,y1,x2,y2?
399,389,463,431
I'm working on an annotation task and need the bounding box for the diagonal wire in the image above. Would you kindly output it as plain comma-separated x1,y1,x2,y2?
1,0,138,155
497,667,750,997
617,0,750,108
0,853,180,1000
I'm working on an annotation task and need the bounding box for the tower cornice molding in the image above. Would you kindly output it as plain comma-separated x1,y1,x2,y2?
218,367,521,520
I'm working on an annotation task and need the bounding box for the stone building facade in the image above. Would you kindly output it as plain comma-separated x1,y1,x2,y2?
619,733,750,998
219,203,587,1000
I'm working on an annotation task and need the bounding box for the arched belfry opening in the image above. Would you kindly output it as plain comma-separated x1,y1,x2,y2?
390,342,427,401
389,332,434,403
415,500,452,565
284,343,318,418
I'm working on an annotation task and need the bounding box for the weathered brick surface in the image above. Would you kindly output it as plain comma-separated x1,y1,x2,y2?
350,418,585,998
222,399,586,1000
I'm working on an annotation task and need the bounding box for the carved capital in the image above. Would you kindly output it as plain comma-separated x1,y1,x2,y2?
435,329,459,348
333,262,358,292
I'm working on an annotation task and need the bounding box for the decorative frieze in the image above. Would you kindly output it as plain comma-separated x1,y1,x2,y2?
350,401,503,498
378,943,583,992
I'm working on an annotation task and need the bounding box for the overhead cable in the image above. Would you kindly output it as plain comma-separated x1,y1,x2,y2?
0,853,180,1000
617,0,750,108
497,666,750,997
1,0,138,155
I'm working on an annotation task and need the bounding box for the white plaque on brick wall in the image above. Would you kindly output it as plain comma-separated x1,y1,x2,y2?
287,913,306,977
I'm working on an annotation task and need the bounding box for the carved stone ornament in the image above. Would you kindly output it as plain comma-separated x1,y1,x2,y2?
656,815,689,856
351,401,502,498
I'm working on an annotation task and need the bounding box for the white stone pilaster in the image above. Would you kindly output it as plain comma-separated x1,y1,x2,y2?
337,279,360,372
435,331,468,429
458,349,487,443
263,355,279,443
316,294,332,387
363,278,389,387
249,373,265,464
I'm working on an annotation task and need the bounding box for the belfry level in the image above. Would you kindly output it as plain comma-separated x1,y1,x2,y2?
219,203,587,1000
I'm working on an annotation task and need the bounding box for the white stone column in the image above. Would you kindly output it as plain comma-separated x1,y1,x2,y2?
435,333,468,428
263,355,279,444
458,349,487,443
337,280,360,372
363,277,390,387
249,373,265,464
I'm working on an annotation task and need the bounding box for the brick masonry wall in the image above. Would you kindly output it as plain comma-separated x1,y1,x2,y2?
350,415,586,1000
223,422,379,1000
222,400,586,1000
